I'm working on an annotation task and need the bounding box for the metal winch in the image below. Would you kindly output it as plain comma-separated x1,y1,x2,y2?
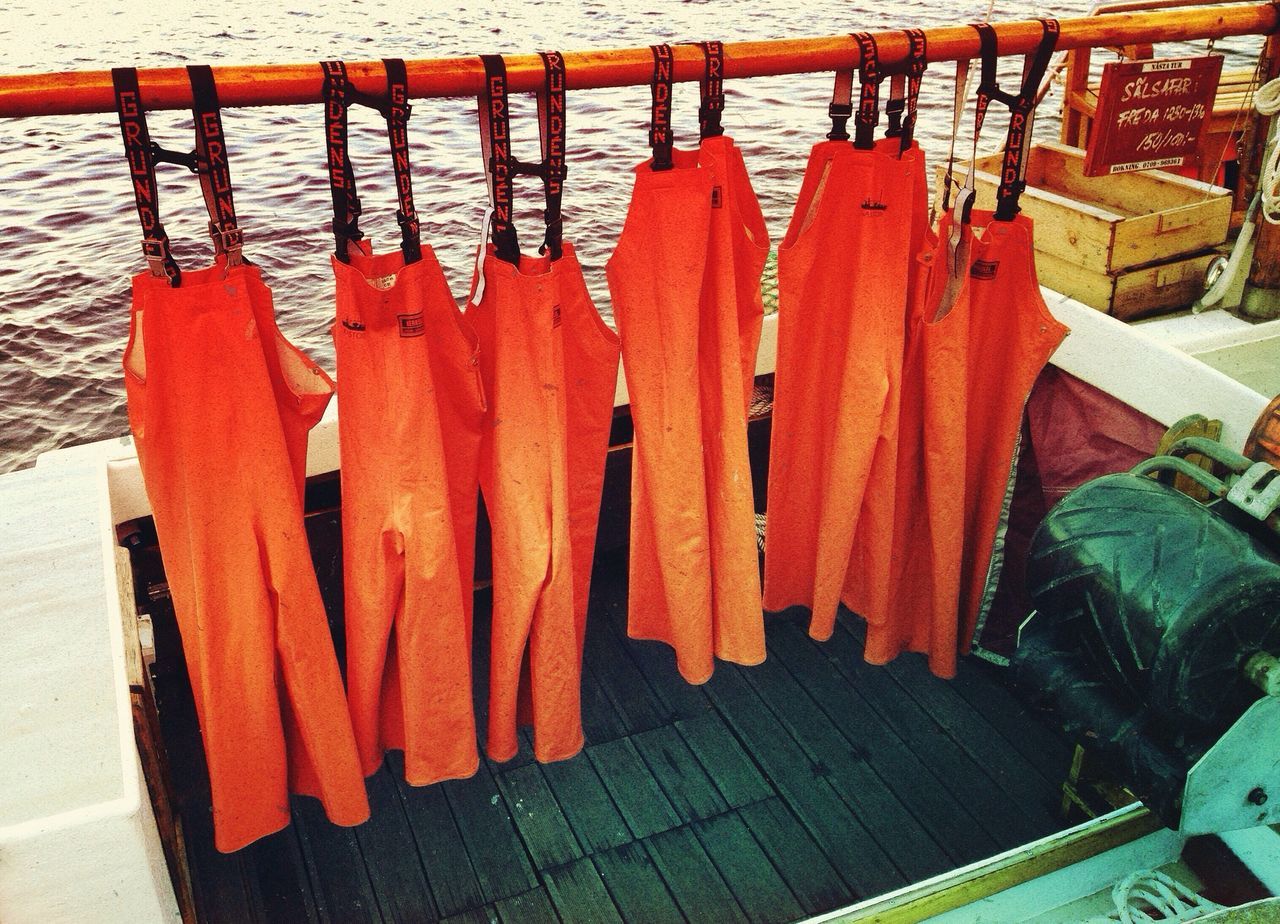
1012,437,1280,834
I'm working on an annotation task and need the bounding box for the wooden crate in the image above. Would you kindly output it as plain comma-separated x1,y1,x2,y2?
935,141,1230,319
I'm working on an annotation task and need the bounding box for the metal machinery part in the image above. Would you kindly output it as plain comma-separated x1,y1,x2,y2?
1013,438,1280,833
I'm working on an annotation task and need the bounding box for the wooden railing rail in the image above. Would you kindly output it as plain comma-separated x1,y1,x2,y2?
0,3,1276,118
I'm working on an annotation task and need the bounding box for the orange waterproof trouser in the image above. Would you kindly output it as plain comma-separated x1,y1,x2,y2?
125,261,369,853
332,243,486,785
608,138,768,683
870,211,1067,676
868,212,970,673
840,138,932,630
467,242,620,762
958,213,1067,651
764,138,920,640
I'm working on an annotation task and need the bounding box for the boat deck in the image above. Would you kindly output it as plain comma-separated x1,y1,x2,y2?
130,486,1077,924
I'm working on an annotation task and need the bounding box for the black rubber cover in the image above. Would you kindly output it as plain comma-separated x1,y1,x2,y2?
1025,472,1280,738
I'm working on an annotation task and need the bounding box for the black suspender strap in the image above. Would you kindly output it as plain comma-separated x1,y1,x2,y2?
187,65,243,266
974,22,1001,141
698,41,725,140
383,58,421,264
477,53,572,265
322,60,362,261
537,51,568,260
882,31,926,151
885,73,907,138
649,44,675,170
994,19,1059,221
853,32,881,151
479,54,520,264
112,67,181,286
899,29,928,153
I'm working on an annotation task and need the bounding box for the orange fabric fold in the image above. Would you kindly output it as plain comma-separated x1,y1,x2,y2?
608,138,768,683
764,138,923,641
125,260,369,853
332,242,486,786
467,242,620,762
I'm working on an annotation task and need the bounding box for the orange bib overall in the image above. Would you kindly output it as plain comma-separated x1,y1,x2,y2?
468,54,621,762
868,23,1067,676
608,43,767,683
114,66,368,852
765,32,928,641
323,60,486,785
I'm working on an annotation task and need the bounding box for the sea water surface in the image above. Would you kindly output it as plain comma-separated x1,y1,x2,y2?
0,0,1260,472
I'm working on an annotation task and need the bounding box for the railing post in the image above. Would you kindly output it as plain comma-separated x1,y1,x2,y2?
1244,31,1280,317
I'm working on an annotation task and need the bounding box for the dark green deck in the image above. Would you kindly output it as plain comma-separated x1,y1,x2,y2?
133,491,1075,924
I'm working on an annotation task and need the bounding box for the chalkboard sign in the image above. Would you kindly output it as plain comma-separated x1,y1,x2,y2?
1083,55,1223,177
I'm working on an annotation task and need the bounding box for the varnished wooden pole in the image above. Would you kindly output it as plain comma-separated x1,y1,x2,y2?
0,4,1276,118
1248,31,1280,292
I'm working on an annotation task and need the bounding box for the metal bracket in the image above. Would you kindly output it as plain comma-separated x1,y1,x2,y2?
1226,461,1280,521
1181,694,1280,834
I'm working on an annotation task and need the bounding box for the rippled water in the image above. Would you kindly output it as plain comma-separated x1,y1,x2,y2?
0,0,1261,472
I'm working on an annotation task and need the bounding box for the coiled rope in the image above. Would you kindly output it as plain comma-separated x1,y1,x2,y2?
1084,869,1225,924
1254,75,1280,224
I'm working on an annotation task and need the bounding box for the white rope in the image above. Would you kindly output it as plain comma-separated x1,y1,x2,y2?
1083,869,1225,924
1254,76,1280,224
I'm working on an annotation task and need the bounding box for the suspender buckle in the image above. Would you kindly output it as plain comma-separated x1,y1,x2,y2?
827,101,853,141
141,237,168,274
698,104,725,138
396,208,419,235
885,97,905,137
209,221,244,261
141,235,179,284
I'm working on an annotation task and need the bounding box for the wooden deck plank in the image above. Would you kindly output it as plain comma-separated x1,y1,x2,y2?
644,825,749,924
837,619,1066,824
692,811,804,924
493,887,560,924
243,824,322,924
820,619,1062,846
735,648,954,881
736,797,849,918
387,754,486,919
632,725,730,823
580,659,632,746
591,840,686,924
764,618,1001,866
539,751,634,854
442,762,540,904
182,802,256,924
543,856,626,924
357,767,439,922
292,797,383,924
587,737,683,839
675,712,773,810
699,663,906,898
582,599,669,735
496,762,584,871
440,908,497,924
944,658,1075,783
594,586,715,724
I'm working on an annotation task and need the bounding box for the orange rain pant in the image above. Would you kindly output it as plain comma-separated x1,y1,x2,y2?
467,242,620,762
868,210,1067,676
125,261,369,853
332,243,486,785
607,137,768,683
764,137,927,640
